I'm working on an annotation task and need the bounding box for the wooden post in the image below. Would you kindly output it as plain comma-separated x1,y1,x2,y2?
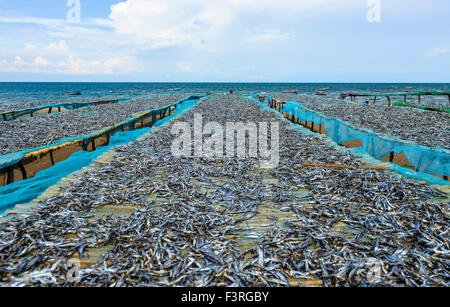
6,168,14,185
18,162,27,180
373,96,377,104
387,96,391,107
418,95,421,104
404,95,407,103
50,151,55,165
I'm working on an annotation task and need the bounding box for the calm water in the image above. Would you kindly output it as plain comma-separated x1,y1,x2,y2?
0,82,449,107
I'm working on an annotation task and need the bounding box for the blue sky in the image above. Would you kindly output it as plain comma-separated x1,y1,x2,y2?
0,0,449,82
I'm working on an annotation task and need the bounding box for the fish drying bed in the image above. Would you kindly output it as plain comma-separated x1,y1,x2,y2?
0,97,137,122
0,95,205,214
339,91,450,108
0,95,188,155
0,93,448,287
0,95,202,188
260,96,449,183
0,95,137,113
275,94,450,150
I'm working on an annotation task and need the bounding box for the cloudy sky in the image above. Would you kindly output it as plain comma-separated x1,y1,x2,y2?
0,0,449,82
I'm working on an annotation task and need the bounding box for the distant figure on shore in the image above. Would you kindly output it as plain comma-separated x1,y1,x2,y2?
229,90,234,94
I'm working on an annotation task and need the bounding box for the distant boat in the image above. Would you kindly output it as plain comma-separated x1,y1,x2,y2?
62,91,81,96
109,89,117,93
168,88,181,91
281,90,298,94
320,88,329,91
315,90,327,96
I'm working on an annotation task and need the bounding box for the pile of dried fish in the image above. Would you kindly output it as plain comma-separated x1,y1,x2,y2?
0,94,448,287
276,94,450,149
0,95,186,155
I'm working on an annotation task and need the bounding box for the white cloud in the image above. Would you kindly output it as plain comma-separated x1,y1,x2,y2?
14,56,26,65
0,16,67,27
2,0,446,81
0,0,358,77
424,46,450,57
0,40,140,75
88,18,114,28
247,30,292,44
108,0,356,48
0,0,359,58
109,0,228,47
42,41,70,53
0,16,113,29
0,55,138,75
34,56,50,66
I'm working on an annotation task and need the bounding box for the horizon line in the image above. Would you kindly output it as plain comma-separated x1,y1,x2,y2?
0,81,449,84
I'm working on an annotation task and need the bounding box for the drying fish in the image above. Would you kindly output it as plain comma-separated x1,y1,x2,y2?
0,93,448,288
0,95,187,155
276,93,450,150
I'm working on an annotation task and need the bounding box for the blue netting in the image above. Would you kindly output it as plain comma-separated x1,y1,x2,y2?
247,95,449,185
0,95,204,214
